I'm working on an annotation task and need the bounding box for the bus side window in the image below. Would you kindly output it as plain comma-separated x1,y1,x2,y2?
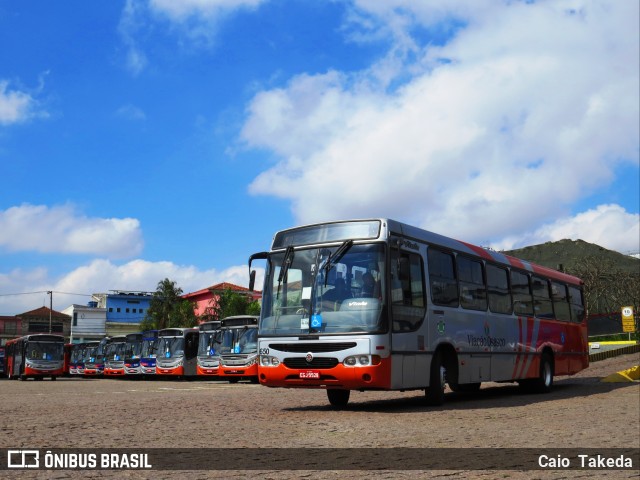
427,249,458,307
532,276,554,319
551,282,571,321
457,256,487,311
511,271,533,316
487,264,512,314
568,286,585,322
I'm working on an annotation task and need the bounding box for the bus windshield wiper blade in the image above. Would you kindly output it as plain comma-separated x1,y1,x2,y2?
323,240,353,286
276,245,295,299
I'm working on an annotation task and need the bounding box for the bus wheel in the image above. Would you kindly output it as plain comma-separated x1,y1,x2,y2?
19,374,26,381
327,389,350,408
533,353,553,393
519,352,553,394
425,351,445,406
51,376,57,381
228,378,240,384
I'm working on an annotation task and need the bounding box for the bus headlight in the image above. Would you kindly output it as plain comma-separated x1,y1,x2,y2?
343,355,380,367
260,355,280,367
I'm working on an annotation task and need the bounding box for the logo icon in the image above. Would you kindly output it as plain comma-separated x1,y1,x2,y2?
8,450,39,469
305,352,314,363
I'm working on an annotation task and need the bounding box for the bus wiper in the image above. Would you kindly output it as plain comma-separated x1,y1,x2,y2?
323,240,353,286
276,245,294,299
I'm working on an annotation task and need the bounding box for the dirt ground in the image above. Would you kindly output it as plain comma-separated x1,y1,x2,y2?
1,352,638,479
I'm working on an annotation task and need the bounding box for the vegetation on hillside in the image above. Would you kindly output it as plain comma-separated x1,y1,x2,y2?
506,239,639,335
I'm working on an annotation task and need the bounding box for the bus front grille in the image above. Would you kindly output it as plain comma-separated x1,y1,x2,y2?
283,358,339,369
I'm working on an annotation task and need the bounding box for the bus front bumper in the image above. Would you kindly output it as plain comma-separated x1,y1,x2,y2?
258,358,391,390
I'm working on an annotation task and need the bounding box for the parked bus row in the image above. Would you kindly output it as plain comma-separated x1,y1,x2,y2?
1,316,258,382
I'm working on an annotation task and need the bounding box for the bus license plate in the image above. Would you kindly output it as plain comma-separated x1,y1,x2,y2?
299,371,320,379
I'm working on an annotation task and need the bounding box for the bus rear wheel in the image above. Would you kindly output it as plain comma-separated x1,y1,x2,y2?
519,352,553,394
425,351,446,406
327,389,350,408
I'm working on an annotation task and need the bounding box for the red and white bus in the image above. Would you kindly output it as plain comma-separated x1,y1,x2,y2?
197,321,222,376
249,219,588,407
216,316,259,383
4,334,66,381
155,328,199,377
104,336,127,376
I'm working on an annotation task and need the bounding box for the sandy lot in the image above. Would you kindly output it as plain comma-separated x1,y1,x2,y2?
1,352,638,479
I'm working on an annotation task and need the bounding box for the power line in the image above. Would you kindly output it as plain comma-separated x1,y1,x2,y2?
0,290,91,298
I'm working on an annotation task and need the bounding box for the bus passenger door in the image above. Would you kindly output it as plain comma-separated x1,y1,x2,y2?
184,332,198,376
390,245,429,389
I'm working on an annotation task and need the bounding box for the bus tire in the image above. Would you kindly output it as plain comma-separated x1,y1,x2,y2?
425,351,446,406
519,352,553,393
51,376,57,381
327,389,350,408
533,352,553,393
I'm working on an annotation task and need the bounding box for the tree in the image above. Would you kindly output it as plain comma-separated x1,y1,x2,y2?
141,278,198,330
212,288,261,320
567,256,639,316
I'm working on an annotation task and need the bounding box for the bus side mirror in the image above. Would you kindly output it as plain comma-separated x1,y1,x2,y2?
248,251,268,291
249,270,257,292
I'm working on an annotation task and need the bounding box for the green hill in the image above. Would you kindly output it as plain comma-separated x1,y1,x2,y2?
505,239,639,275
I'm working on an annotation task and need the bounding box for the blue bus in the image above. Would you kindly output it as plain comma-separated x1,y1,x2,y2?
140,330,159,375
124,333,144,375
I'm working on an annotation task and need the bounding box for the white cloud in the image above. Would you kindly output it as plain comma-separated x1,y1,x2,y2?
0,204,144,258
118,0,149,76
493,204,640,254
149,0,265,20
0,260,263,315
0,80,40,125
242,0,639,251
116,104,147,121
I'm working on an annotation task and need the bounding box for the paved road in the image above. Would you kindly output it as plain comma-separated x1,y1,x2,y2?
0,352,638,479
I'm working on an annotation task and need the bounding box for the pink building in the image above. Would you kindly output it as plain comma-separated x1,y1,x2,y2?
182,282,262,320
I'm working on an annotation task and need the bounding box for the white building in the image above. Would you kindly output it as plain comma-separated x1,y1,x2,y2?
62,302,107,343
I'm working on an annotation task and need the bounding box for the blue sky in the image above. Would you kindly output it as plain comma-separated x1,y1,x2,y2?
0,0,638,315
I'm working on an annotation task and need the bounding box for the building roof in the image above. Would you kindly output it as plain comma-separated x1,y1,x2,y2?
182,282,262,300
17,306,71,318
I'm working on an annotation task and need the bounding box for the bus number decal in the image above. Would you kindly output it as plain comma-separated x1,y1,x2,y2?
259,348,269,355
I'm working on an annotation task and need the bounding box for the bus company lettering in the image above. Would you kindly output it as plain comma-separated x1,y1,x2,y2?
467,335,506,348
40,451,152,469
401,240,419,251
348,301,368,307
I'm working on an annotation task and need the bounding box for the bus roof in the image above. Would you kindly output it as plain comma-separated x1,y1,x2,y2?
221,316,258,328
199,321,222,331
271,218,582,286
6,334,65,344
158,327,198,337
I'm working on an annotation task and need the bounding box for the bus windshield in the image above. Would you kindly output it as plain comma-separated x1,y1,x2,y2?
26,342,64,361
125,340,143,358
217,328,258,354
259,243,387,336
198,331,222,357
84,345,99,362
157,337,184,358
141,338,157,358
105,343,126,360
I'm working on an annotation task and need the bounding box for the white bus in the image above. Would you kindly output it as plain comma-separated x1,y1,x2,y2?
249,219,588,407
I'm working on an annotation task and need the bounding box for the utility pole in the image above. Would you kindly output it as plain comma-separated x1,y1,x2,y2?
47,291,53,333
